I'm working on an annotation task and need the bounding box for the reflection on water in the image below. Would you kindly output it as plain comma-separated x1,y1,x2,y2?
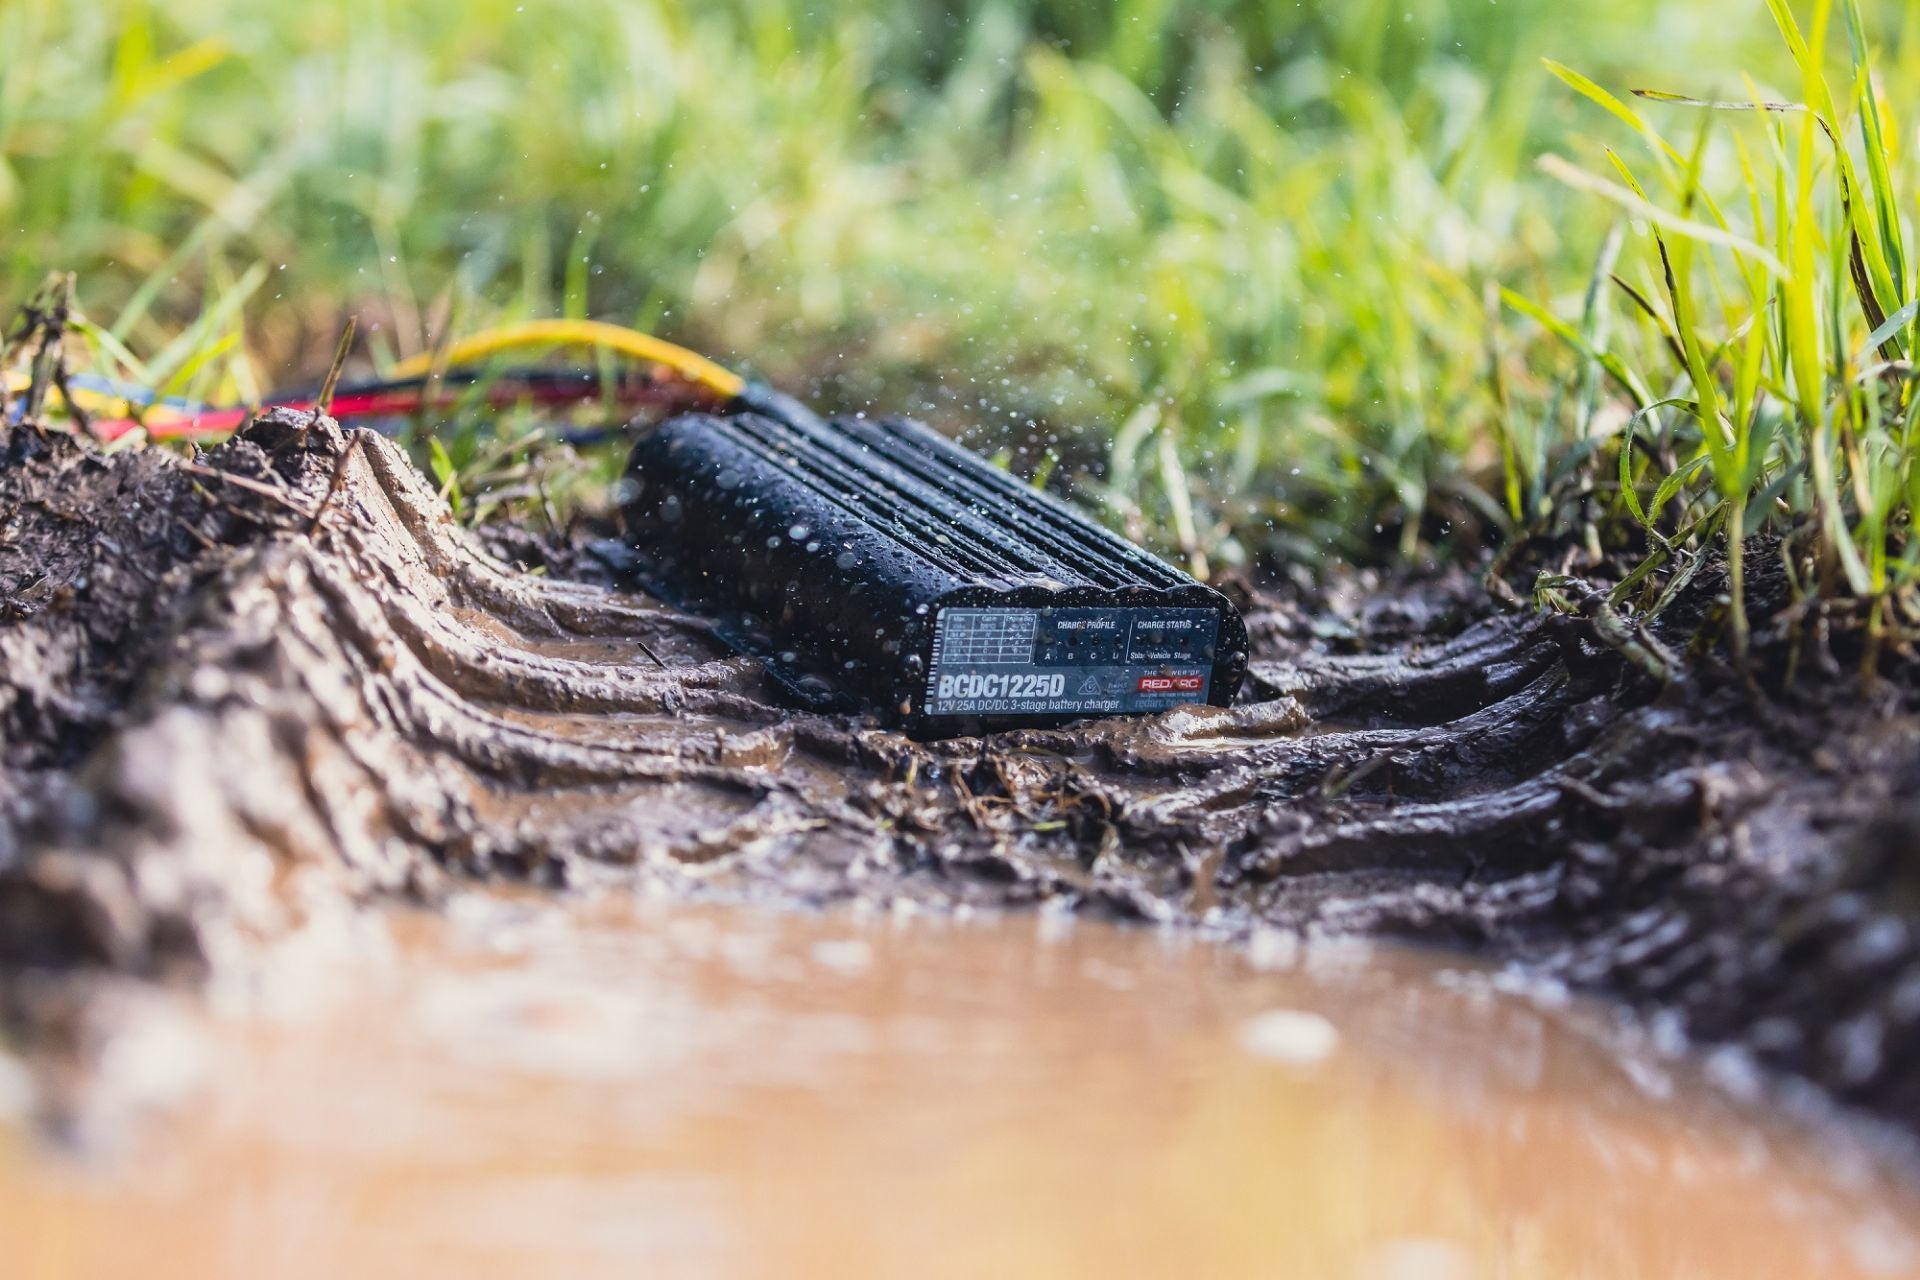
5,891,1920,1280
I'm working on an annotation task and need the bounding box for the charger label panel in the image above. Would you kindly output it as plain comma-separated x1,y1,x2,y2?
925,607,1219,717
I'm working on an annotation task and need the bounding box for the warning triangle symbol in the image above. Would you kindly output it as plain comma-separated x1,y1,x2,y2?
1077,675,1103,696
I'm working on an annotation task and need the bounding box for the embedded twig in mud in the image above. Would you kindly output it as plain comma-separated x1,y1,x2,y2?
302,318,357,450
4,273,84,436
49,363,90,438
1536,572,1681,686
1577,587,1683,686
4,410,1920,1137
307,431,365,534
182,461,319,520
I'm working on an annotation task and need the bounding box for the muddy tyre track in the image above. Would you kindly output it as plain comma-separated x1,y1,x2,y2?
4,414,1920,1130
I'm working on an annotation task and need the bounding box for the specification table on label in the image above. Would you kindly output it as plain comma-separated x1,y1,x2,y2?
936,610,1038,665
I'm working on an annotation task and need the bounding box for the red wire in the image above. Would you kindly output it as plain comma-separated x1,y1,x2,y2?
87,377,714,442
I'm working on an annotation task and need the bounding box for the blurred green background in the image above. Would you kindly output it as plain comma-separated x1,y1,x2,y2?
2,0,1916,580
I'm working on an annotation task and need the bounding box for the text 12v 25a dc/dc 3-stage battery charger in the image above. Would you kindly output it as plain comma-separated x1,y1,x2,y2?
620,386,1249,739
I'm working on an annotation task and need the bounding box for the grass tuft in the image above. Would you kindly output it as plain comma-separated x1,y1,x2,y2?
4,0,1920,642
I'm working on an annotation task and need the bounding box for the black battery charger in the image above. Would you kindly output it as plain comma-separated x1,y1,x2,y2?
620,386,1248,738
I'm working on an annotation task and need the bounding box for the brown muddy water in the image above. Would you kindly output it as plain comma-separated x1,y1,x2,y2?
3,893,1919,1280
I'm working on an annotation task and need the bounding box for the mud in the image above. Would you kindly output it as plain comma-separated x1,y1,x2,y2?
11,894,1920,1280
4,410,1920,1134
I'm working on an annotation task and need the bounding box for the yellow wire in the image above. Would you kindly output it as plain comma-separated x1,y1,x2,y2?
387,319,745,398
6,320,744,428
2,369,141,418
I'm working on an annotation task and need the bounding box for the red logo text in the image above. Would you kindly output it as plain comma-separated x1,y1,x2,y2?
1137,674,1204,693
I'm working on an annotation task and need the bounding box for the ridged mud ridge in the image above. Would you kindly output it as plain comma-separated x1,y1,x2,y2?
4,411,1920,1128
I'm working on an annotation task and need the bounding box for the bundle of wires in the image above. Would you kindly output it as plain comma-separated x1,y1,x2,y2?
4,320,746,443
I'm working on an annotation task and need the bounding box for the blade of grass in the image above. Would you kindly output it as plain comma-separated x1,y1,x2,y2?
1537,154,1788,280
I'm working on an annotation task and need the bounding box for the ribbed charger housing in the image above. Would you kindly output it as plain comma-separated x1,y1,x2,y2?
621,393,1248,737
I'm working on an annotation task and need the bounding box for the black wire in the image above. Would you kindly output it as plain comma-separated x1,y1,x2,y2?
264,364,664,403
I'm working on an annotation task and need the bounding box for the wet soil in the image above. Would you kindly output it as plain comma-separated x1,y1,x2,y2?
4,411,1920,1138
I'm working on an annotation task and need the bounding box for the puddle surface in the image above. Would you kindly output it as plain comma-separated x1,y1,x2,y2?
5,893,1920,1280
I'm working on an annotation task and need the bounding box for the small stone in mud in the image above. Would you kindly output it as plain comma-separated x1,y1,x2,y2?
1358,1237,1473,1280
1246,927,1300,972
1238,1009,1339,1065
0,1053,32,1122
810,939,874,976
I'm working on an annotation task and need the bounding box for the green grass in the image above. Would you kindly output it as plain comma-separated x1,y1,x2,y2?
1527,0,1920,661
5,0,1920,646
